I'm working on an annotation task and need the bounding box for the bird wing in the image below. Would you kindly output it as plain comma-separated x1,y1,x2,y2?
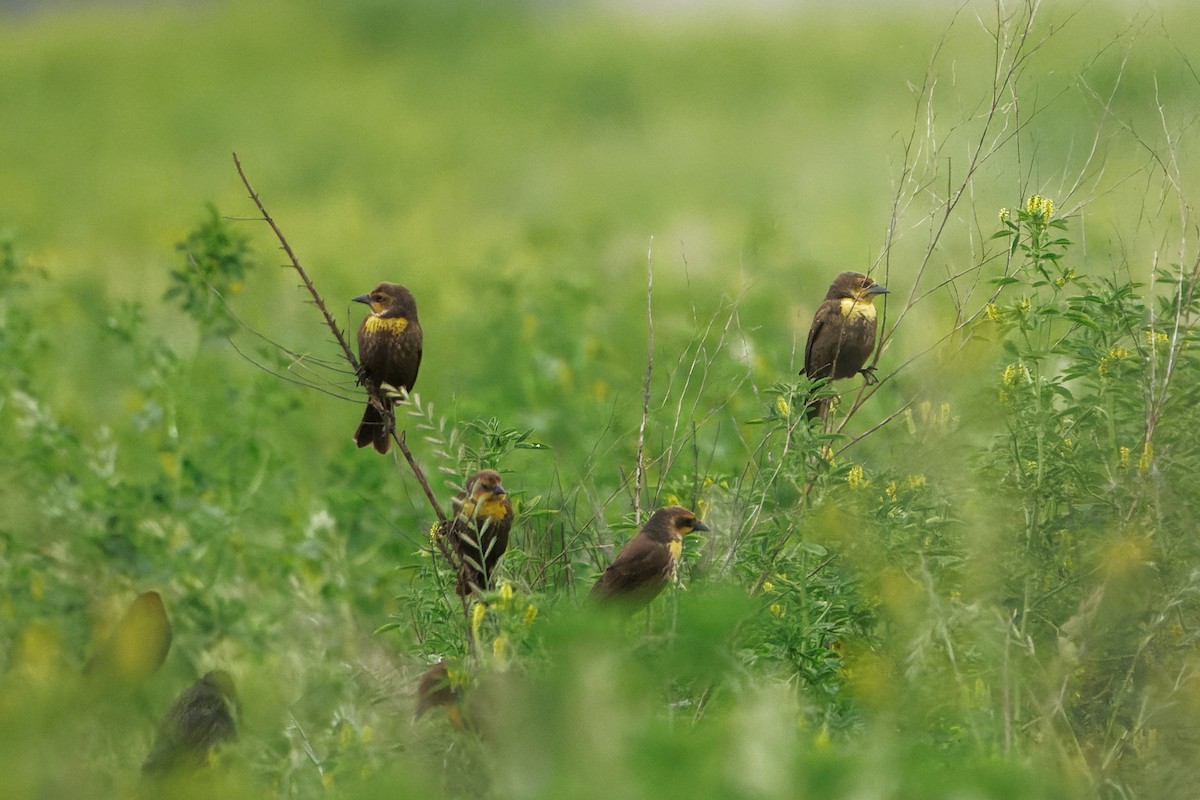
590,535,669,600
411,344,423,390
803,304,832,378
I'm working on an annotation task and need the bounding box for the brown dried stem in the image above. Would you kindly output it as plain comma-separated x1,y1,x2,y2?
232,153,460,621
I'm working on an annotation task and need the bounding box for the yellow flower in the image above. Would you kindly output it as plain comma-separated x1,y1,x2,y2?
769,603,784,618
497,581,514,608
1118,446,1131,469
1138,442,1153,474
323,772,335,790
998,208,1010,223
493,635,510,664
360,725,374,744
906,474,926,490
523,603,539,626
814,725,831,747
985,303,1002,322
471,602,486,639
775,396,791,417
847,464,865,490
1025,194,1054,221
884,480,898,502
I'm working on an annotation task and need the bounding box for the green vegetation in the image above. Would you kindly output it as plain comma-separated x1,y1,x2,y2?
3,1,1200,797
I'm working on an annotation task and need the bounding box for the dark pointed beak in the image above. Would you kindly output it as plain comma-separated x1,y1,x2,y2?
493,484,507,496
691,520,710,533
353,294,372,305
867,283,889,295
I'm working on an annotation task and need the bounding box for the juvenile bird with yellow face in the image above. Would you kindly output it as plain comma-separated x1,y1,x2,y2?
442,469,514,597
354,282,423,454
589,505,709,609
802,271,888,420
142,670,240,778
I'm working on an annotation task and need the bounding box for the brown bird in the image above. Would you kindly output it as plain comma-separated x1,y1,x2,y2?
414,660,506,737
415,660,464,726
443,470,514,597
142,670,240,777
354,282,423,454
802,271,888,419
589,505,709,609
84,590,172,685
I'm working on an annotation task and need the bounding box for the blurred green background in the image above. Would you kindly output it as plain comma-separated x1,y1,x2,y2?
4,1,1200,798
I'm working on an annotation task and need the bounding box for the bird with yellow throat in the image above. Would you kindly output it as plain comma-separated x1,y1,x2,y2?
443,469,514,597
354,282,423,454
589,505,709,610
802,271,888,420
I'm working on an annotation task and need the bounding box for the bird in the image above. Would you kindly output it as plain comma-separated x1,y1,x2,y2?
589,505,709,609
442,469,514,597
142,670,240,777
84,590,171,685
802,271,888,419
415,660,463,726
414,660,506,737
354,282,423,454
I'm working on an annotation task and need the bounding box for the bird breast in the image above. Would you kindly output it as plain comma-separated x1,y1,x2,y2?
667,539,682,582
461,497,511,522
838,297,878,322
363,315,410,335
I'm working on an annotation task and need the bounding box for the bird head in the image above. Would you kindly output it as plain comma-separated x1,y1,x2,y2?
646,505,710,543
202,670,241,722
415,660,463,721
353,283,419,320
455,469,511,522
827,272,888,304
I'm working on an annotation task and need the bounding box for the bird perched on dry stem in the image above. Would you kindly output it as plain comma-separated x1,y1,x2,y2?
589,505,709,610
442,469,514,597
802,271,888,420
354,282,423,454
142,670,240,778
84,590,171,685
